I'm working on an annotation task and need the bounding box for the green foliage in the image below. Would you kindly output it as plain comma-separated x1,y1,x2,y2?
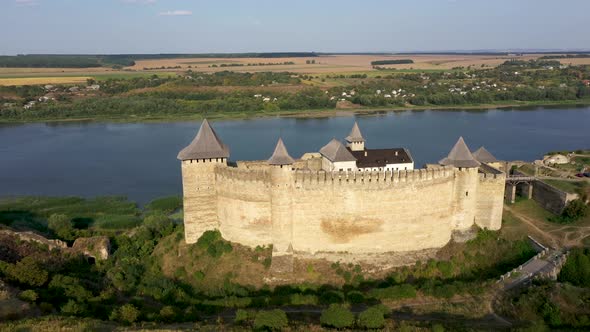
561,199,589,222
289,293,318,305
368,284,417,300
358,306,386,329
146,196,182,213
346,290,365,304
48,213,76,241
253,309,288,331
371,59,414,65
320,304,355,329
159,306,176,322
559,248,590,287
235,308,250,324
48,274,93,302
432,323,445,332
61,299,86,316
196,230,232,258
18,290,38,303
4,256,49,287
319,290,345,304
112,304,140,324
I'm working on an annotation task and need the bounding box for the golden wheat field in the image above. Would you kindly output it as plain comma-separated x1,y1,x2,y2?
0,77,92,86
2,54,590,86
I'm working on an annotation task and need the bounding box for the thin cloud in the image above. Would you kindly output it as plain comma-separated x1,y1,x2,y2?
158,10,192,16
122,0,157,4
15,0,39,6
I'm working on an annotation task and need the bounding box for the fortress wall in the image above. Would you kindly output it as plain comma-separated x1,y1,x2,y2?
476,172,506,230
215,166,272,247
290,167,456,253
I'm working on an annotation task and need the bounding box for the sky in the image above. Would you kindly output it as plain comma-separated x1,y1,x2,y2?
1,0,589,55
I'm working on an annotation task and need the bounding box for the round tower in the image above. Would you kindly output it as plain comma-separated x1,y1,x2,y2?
177,119,229,244
439,137,481,231
267,138,295,273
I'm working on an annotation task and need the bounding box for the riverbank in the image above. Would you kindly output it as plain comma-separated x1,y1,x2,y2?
1,99,590,124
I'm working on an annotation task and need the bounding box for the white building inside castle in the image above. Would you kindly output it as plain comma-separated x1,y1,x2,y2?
319,122,414,172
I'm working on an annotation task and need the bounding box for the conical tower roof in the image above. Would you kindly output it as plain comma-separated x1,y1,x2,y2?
268,138,295,165
345,122,364,143
320,138,357,162
439,136,481,168
473,146,498,163
177,119,230,160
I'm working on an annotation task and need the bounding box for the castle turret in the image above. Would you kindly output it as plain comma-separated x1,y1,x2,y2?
345,122,365,151
267,138,295,272
440,137,480,230
178,119,229,243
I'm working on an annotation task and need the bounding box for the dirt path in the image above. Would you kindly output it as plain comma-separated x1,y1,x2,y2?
504,206,590,248
504,206,561,247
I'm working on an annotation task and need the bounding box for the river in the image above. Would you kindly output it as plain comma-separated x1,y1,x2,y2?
1,106,589,203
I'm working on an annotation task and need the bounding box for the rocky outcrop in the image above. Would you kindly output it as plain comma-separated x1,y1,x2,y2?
0,229,67,251
72,236,111,261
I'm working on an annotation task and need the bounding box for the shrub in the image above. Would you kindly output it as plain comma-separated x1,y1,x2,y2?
253,309,288,330
320,304,354,329
358,306,386,329
118,304,140,324
432,323,445,332
5,256,49,287
235,308,250,324
346,290,365,304
558,248,590,287
18,289,38,303
290,293,318,305
61,299,86,316
146,196,182,213
368,284,417,300
319,290,345,304
143,213,175,237
159,306,176,322
48,213,76,240
562,199,588,221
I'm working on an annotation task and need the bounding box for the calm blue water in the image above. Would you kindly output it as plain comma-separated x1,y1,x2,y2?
1,106,589,203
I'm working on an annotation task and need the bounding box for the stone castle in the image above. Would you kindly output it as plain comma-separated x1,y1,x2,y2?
178,120,506,269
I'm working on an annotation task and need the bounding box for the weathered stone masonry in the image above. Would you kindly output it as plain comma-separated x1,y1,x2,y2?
179,120,506,265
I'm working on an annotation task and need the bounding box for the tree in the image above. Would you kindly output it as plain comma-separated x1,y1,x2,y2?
5,256,48,287
115,304,140,324
48,213,76,241
320,304,354,329
358,306,386,329
562,199,588,222
253,309,288,330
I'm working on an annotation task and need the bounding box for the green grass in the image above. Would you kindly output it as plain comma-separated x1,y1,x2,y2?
543,179,587,194
145,195,182,214
0,196,139,231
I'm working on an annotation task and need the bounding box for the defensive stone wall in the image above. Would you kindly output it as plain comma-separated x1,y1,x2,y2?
532,180,579,214
476,170,506,230
182,160,505,265
290,166,456,254
215,166,272,248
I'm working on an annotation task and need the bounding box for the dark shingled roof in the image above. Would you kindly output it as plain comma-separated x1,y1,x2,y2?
320,139,357,162
268,138,295,165
348,148,413,168
177,119,230,160
345,122,365,143
439,136,481,168
473,147,498,163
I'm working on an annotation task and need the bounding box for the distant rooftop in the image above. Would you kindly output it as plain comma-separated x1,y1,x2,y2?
439,137,481,168
348,148,412,168
473,146,498,163
320,139,356,162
